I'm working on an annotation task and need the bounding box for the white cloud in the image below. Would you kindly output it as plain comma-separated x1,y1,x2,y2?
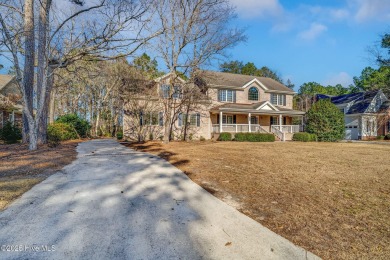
350,0,390,22
298,23,327,41
329,9,350,21
323,72,353,87
229,0,283,19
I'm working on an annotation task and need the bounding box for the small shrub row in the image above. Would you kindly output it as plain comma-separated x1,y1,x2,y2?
234,133,275,142
385,134,390,140
0,121,22,144
292,132,317,142
218,132,232,141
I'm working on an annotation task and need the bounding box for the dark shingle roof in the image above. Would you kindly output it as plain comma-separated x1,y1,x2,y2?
197,70,294,93
317,90,386,114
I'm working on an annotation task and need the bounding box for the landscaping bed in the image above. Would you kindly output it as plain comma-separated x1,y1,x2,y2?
124,140,390,259
0,140,81,210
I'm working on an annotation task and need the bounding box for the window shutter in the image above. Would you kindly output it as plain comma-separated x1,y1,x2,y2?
283,95,286,106
217,114,220,124
178,113,182,127
159,112,163,126
233,115,236,124
196,113,200,127
233,91,236,103
218,90,221,101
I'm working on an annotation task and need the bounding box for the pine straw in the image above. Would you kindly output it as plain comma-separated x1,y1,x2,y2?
125,140,390,260
0,140,81,210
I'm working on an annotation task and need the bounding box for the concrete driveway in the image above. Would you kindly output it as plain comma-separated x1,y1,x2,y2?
0,139,319,259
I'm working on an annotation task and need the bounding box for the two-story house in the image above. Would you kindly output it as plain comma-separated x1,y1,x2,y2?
123,71,305,141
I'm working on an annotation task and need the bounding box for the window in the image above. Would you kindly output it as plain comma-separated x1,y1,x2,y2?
250,116,258,124
270,94,286,106
248,87,259,101
173,85,182,99
222,115,233,124
160,84,170,98
141,112,162,126
218,89,236,102
270,116,279,125
178,113,200,127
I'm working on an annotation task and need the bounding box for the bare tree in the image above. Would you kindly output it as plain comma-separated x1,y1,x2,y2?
0,0,158,149
150,0,246,143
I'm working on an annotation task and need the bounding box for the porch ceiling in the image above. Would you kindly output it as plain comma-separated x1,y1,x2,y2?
210,107,305,116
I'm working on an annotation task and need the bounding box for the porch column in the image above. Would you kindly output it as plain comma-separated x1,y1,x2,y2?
248,113,251,132
279,114,283,131
219,111,223,133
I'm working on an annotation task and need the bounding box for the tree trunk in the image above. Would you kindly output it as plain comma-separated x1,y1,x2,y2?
49,87,56,124
22,0,35,145
36,0,53,145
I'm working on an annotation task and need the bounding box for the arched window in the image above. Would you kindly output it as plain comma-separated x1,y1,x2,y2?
248,87,259,101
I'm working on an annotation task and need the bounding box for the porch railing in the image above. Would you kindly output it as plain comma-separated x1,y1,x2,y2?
271,126,285,141
272,125,301,133
212,124,301,134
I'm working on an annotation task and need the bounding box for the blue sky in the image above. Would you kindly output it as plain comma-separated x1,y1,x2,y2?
1,0,389,92
213,0,390,90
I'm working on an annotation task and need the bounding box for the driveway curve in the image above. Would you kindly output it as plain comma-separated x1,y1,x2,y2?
0,139,319,259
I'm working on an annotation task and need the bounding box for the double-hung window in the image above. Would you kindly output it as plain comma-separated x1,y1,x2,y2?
270,94,286,106
141,112,160,126
178,113,200,127
218,89,236,102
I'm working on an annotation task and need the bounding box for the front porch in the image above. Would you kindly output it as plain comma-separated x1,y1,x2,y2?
210,112,304,141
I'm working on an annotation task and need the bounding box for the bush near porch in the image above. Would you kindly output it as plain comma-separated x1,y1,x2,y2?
292,132,317,142
234,133,275,142
217,132,232,141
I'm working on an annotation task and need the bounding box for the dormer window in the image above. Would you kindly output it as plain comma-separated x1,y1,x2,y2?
248,87,259,101
218,89,236,102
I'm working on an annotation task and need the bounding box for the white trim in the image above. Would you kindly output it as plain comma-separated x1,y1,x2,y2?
242,78,268,90
256,101,279,111
154,72,186,83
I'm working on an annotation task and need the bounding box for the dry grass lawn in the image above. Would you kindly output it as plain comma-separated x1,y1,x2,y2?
125,140,390,260
0,140,80,210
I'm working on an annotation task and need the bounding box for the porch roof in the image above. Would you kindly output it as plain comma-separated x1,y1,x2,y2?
210,102,305,115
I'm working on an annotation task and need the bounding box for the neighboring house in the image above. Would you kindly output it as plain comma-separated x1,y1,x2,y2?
123,71,305,141
317,90,390,140
0,74,23,128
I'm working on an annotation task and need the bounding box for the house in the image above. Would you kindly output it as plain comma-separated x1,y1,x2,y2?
0,74,23,128
317,90,390,140
123,71,305,141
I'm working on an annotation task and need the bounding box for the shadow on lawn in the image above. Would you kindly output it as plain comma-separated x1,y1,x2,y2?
121,141,190,169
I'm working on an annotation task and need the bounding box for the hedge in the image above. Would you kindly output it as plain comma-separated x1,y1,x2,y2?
385,134,390,140
292,132,317,142
218,132,232,141
234,133,275,142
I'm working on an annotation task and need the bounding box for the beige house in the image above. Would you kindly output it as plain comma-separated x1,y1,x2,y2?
123,71,305,141
0,75,22,128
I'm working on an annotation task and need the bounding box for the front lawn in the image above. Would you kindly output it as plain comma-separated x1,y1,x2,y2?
125,141,390,259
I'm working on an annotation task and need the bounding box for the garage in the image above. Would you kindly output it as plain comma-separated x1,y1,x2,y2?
345,126,359,140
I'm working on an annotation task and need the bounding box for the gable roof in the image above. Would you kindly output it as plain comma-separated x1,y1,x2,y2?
0,75,20,96
317,90,389,114
210,101,305,115
197,70,295,93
